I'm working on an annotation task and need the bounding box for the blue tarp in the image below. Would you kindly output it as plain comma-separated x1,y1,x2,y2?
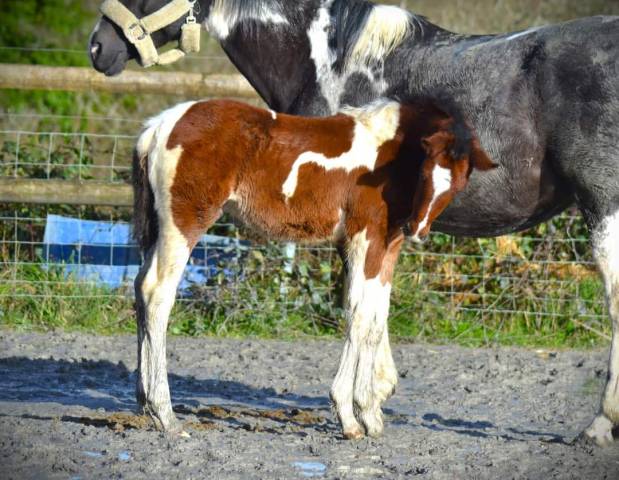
43,215,248,291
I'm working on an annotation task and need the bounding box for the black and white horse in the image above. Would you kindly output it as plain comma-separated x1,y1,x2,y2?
89,0,619,445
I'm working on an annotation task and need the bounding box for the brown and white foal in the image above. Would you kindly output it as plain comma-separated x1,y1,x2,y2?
132,98,494,438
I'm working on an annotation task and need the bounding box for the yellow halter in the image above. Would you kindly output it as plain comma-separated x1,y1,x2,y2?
99,0,201,67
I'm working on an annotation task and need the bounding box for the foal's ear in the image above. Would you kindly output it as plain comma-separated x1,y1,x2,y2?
420,130,455,158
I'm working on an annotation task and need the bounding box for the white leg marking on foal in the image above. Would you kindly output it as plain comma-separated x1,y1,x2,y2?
136,101,197,430
331,229,371,438
353,277,392,438
411,165,452,241
282,102,401,199
331,229,395,438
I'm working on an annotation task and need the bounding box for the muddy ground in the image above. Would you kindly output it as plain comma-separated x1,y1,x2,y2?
0,331,618,479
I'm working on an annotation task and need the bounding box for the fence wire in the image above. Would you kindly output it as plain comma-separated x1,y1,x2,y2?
0,125,610,342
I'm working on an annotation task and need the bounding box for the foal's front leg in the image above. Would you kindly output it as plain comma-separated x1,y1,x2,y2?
330,231,401,438
135,229,191,431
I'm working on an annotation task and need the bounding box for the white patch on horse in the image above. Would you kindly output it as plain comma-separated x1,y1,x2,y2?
411,165,452,242
88,19,102,66
134,100,197,432
140,101,197,249
306,2,393,113
206,0,288,40
349,5,413,67
281,101,400,199
504,27,540,42
330,228,370,438
340,100,401,146
331,227,395,437
332,209,346,241
586,209,619,445
269,109,277,120
307,3,344,113
352,275,392,437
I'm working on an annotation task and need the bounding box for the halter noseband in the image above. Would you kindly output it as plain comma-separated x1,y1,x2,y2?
99,0,201,67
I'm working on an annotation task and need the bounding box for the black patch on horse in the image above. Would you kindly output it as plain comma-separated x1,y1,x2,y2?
329,0,374,72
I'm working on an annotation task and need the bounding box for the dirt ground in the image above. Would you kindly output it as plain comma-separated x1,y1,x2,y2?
1,331,618,479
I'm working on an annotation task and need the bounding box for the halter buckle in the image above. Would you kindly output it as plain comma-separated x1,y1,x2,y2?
186,0,197,23
127,22,148,42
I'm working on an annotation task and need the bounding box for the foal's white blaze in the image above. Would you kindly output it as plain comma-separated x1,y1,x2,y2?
410,165,452,242
206,0,288,40
282,101,400,199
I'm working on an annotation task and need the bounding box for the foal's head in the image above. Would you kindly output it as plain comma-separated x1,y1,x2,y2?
405,115,496,242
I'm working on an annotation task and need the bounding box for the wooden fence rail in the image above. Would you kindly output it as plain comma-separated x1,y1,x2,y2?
0,178,132,206
0,63,259,98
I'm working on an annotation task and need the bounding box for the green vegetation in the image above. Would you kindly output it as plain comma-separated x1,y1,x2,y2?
1,217,608,348
1,0,617,347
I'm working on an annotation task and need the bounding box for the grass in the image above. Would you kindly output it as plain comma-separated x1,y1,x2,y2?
0,230,609,349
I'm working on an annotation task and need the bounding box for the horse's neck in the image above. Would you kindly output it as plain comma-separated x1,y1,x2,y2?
220,32,315,113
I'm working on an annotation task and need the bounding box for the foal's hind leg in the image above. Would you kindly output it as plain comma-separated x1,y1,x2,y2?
134,225,192,431
584,209,619,446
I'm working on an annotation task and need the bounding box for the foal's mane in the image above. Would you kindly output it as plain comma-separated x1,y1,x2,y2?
330,0,426,71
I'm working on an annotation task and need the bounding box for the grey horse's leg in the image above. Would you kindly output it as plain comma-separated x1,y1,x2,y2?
584,208,619,446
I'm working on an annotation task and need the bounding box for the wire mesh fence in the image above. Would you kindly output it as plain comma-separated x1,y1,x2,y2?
0,125,609,343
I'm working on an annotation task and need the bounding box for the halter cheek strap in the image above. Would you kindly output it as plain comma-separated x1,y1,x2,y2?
99,0,201,67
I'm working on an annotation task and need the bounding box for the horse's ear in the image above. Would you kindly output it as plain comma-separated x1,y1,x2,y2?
421,130,454,158
470,138,497,171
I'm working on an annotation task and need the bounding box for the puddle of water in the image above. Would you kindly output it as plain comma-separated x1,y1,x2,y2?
292,461,327,478
118,451,131,462
82,451,104,459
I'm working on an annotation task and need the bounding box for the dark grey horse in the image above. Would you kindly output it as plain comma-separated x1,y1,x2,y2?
89,0,619,446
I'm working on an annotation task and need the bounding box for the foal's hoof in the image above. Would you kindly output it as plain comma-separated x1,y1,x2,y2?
343,426,365,440
582,415,615,447
141,407,181,433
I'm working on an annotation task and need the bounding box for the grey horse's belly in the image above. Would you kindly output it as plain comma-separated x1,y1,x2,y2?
431,154,575,237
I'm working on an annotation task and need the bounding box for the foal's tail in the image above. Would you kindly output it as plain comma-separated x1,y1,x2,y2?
132,126,158,254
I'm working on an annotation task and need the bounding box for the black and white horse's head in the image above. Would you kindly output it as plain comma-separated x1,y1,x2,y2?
88,0,312,76
89,0,210,75
89,0,422,115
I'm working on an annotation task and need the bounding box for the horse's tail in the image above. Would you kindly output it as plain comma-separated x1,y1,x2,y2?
132,125,158,254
